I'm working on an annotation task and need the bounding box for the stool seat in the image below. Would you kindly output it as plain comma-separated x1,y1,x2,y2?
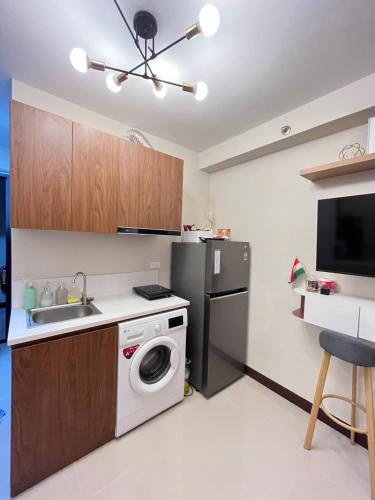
319,330,375,367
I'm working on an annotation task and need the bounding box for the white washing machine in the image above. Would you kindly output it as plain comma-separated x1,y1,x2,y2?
116,308,187,437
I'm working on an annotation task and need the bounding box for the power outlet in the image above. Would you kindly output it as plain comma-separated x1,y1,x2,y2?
149,262,161,270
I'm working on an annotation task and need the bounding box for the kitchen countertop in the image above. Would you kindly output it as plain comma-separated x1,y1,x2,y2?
8,292,190,346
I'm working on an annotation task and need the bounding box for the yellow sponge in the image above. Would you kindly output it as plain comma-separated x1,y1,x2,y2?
67,296,80,304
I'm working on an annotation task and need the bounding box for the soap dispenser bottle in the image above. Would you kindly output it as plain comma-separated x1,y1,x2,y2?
56,283,68,305
23,281,37,310
40,282,54,308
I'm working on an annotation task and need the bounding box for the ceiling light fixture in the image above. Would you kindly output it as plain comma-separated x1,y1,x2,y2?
70,48,105,73
69,1,220,101
106,72,128,93
152,77,167,99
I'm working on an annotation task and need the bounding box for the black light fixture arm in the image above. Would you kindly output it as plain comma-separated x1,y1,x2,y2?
104,65,184,89
112,0,156,79
112,0,188,80
128,35,187,74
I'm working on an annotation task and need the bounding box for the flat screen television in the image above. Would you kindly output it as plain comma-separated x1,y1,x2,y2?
316,193,375,277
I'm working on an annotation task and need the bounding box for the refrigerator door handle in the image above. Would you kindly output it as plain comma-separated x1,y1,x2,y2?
208,290,248,300
214,250,221,274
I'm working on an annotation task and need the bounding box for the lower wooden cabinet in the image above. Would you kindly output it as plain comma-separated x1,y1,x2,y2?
11,325,118,496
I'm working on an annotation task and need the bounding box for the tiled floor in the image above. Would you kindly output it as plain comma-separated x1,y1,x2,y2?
1,371,371,500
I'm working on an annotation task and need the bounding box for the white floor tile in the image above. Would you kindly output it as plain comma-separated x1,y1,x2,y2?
1,375,371,499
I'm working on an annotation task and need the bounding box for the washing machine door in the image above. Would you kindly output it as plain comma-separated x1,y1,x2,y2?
129,336,180,395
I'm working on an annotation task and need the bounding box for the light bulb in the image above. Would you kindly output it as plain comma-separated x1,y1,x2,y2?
153,82,167,99
106,73,122,93
70,48,88,73
194,81,208,101
198,5,220,37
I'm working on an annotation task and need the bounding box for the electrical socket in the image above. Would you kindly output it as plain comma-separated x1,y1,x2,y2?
149,262,161,269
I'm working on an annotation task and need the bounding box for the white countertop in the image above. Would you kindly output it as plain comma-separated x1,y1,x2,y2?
8,293,190,346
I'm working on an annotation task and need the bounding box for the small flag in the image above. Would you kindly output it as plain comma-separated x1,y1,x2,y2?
289,257,306,284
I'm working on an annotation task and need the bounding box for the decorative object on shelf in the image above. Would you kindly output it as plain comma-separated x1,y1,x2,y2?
70,1,220,101
320,285,331,295
288,257,306,285
339,143,365,160
217,228,231,240
126,129,153,148
305,280,319,293
204,209,216,233
319,278,335,294
183,224,197,231
368,117,375,153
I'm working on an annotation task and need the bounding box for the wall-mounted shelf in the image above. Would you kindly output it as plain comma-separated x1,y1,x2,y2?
300,153,375,181
291,287,375,343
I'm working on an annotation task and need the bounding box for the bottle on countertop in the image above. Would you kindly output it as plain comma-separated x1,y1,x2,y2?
40,282,54,308
56,283,68,305
23,281,37,310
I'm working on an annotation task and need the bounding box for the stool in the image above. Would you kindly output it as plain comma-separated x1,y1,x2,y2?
304,330,375,499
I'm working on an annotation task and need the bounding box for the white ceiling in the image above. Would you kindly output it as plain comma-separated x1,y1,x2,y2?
1,0,375,151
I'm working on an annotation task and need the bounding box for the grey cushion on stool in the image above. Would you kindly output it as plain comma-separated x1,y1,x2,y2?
320,330,375,367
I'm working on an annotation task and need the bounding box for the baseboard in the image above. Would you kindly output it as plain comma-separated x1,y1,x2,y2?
245,365,368,449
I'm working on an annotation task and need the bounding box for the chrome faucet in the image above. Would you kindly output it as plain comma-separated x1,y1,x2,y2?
72,271,89,305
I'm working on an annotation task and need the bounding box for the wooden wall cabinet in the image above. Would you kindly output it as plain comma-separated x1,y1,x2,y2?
11,325,117,496
118,139,183,232
72,124,119,233
11,101,184,234
10,101,72,230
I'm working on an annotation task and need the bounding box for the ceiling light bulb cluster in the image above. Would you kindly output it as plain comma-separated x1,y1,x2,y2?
70,3,220,101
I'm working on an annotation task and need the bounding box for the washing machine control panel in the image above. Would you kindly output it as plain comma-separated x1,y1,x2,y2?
168,315,184,329
118,308,187,348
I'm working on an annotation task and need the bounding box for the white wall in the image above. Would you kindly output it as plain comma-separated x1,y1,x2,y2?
199,72,375,172
11,80,209,285
209,124,373,420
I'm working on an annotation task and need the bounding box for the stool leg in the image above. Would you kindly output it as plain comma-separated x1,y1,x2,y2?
304,351,331,450
364,367,375,500
351,364,357,445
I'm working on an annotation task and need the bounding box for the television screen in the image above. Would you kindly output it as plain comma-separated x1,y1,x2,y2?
316,193,375,277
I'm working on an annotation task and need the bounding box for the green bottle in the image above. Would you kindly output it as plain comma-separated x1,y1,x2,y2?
24,281,37,310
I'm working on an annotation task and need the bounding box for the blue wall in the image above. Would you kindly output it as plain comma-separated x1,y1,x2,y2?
0,76,11,173
0,179,5,269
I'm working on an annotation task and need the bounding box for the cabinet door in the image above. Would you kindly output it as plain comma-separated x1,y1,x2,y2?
358,306,375,342
165,154,183,231
304,293,359,337
72,124,118,233
10,100,72,230
118,139,183,231
11,326,117,496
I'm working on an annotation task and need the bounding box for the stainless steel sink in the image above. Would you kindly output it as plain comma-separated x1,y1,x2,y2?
27,303,102,328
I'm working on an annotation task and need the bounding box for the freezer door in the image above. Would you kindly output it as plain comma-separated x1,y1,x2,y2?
203,290,248,397
205,241,250,294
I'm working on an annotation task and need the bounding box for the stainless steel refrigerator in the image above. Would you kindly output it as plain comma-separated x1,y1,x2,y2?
171,240,250,398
